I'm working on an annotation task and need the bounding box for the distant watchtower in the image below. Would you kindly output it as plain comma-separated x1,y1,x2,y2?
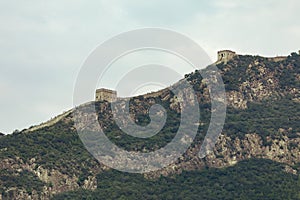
217,50,236,64
95,88,117,102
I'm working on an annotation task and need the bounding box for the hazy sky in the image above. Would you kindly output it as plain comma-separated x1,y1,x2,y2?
1,0,300,134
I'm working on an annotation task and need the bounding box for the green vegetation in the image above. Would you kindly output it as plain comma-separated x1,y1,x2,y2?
0,114,96,180
220,55,252,91
53,159,300,200
225,96,300,141
0,169,44,196
279,53,300,89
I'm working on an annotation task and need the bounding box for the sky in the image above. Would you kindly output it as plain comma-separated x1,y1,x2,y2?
0,0,300,134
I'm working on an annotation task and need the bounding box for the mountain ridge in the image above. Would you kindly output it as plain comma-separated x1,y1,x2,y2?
15,51,299,134
0,51,300,199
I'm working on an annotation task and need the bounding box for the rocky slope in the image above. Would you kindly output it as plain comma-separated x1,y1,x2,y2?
0,52,300,199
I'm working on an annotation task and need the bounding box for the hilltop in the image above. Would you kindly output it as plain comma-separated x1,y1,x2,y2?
0,51,300,199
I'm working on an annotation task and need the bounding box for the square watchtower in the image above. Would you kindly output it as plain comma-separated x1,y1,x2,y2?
95,88,117,102
217,50,236,64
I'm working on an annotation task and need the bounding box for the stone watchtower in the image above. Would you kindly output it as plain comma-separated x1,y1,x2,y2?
217,50,236,64
95,88,117,102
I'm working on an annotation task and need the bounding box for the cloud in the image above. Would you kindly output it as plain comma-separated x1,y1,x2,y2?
110,0,213,25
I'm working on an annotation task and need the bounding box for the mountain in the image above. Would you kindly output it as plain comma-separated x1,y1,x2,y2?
0,51,300,199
